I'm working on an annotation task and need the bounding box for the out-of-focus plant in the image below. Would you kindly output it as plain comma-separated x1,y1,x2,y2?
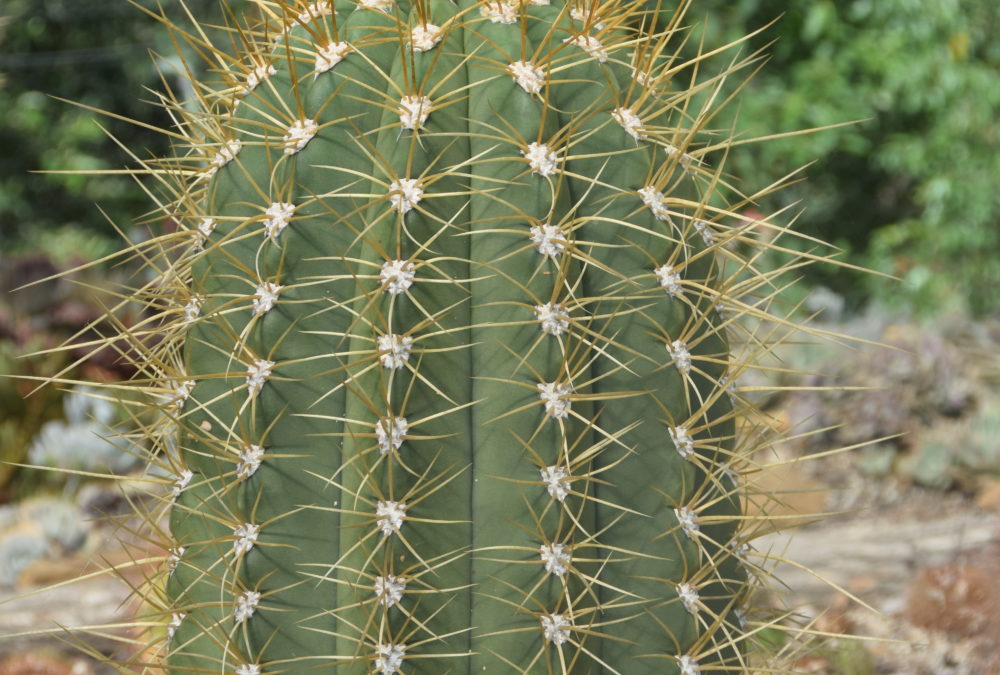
691,0,1000,316
0,246,143,497
774,313,1000,492
0,496,90,588
903,395,1000,490
27,385,141,476
0,0,249,255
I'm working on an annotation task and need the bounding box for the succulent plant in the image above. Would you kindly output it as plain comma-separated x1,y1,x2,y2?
0,531,50,588
902,395,1000,490
0,497,89,588
16,0,858,672
20,497,90,552
26,385,140,475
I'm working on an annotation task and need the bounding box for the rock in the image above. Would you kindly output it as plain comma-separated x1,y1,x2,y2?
974,478,1000,510
759,509,999,609
0,652,93,675
906,562,1000,641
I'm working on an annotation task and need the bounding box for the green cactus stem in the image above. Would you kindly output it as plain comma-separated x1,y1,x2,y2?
18,0,847,673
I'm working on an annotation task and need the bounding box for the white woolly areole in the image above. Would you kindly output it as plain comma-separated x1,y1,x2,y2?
694,219,715,246
722,460,740,487
674,507,699,539
637,185,661,207
167,547,185,575
612,106,646,140
678,655,700,675
540,542,571,577
377,333,413,370
298,1,333,22
237,444,264,480
358,0,394,10
541,465,570,501
253,282,283,316
670,425,694,459
541,613,571,645
374,574,406,607
534,302,570,336
562,34,608,62
234,590,261,623
376,500,406,535
283,118,318,155
197,217,217,240
734,608,748,629
508,60,545,94
172,469,192,498
655,264,683,297
246,358,275,396
167,612,184,641
538,381,572,420
714,300,732,326
632,65,652,86
388,178,423,213
380,259,416,294
570,6,606,30
264,202,296,240
730,537,750,560
480,1,518,23
665,143,696,171
638,185,669,220
315,41,351,73
243,63,276,95
530,223,567,258
677,582,700,614
529,0,550,5
375,643,406,675
168,379,195,411
638,185,663,209
398,95,432,130
236,664,261,675
207,139,242,178
183,296,203,324
668,339,691,374
233,522,260,557
523,142,559,176
376,416,408,454
409,23,443,51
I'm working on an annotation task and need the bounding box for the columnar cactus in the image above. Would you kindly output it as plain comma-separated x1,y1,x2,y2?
50,0,824,672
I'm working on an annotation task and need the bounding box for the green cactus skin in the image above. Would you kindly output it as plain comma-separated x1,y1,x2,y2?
107,0,781,672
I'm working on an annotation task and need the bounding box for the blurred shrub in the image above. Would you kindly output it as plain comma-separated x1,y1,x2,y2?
27,385,141,476
0,530,50,588
783,323,974,457
903,396,1000,489
776,314,1000,491
0,0,248,255
0,245,147,497
690,0,1000,315
0,496,90,588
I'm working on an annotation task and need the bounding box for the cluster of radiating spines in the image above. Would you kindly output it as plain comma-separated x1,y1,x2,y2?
182,0,698,155
133,0,784,671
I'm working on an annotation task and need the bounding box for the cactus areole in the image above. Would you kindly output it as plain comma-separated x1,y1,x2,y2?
150,0,772,672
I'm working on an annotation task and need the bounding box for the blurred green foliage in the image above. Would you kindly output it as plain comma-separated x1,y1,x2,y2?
0,0,247,257
690,0,1000,315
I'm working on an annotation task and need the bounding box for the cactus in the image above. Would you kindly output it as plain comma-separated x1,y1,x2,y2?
18,0,853,672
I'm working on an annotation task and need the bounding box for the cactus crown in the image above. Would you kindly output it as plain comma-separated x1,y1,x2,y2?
17,0,852,673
